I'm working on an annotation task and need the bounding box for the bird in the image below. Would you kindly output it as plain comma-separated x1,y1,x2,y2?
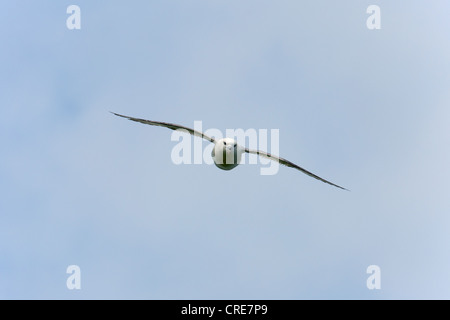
112,112,348,190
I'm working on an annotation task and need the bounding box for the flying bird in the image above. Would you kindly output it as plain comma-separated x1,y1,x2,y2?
112,112,348,190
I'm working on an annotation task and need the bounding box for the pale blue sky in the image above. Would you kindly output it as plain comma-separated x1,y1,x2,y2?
1,1,450,299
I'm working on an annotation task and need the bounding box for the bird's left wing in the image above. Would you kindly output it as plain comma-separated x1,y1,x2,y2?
111,112,216,143
245,148,348,191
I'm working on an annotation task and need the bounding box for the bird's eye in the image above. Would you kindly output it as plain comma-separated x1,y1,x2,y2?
223,141,227,145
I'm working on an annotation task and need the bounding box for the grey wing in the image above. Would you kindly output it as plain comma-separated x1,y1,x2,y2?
245,148,348,191
111,112,216,143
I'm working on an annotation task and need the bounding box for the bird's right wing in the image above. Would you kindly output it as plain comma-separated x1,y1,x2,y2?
111,112,216,143
245,148,348,191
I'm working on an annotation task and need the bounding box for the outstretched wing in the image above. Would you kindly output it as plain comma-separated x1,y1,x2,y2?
245,148,348,190
111,112,216,143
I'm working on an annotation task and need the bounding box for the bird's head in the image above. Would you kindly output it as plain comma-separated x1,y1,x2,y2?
221,138,238,152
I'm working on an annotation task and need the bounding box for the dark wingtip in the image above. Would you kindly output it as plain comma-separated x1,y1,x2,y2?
331,183,350,191
110,112,128,119
337,185,350,192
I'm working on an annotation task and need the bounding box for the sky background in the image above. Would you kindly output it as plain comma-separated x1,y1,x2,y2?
1,1,450,299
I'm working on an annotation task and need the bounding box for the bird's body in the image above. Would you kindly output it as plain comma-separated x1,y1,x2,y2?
112,112,348,190
211,138,244,171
